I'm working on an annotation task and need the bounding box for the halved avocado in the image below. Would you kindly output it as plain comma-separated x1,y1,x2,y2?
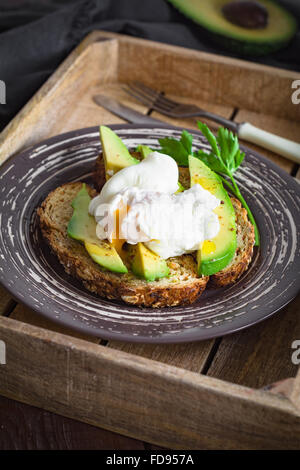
189,155,237,276
67,184,128,273
100,126,139,180
131,242,169,281
168,0,297,56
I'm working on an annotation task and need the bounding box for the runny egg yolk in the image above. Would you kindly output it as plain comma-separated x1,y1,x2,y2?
111,203,130,255
202,240,216,256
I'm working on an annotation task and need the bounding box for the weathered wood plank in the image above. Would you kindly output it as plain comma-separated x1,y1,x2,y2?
48,83,150,136
0,315,300,450
108,340,214,373
0,286,14,317
117,32,300,121
234,110,299,172
291,368,300,412
10,304,100,343
207,296,300,389
0,395,145,450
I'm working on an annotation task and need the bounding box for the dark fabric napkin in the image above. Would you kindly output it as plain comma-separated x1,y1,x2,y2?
0,0,299,131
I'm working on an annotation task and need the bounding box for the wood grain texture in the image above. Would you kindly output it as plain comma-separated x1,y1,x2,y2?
108,340,214,373
0,395,144,450
0,316,299,450
0,286,15,316
10,304,101,343
48,83,150,136
291,368,300,412
207,296,300,389
235,110,299,172
116,32,300,121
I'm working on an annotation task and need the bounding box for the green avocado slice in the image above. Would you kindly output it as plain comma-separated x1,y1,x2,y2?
131,242,169,282
167,0,297,56
189,155,237,276
100,125,139,180
67,184,128,273
136,144,153,159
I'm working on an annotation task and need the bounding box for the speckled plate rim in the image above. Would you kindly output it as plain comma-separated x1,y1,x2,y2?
0,124,299,343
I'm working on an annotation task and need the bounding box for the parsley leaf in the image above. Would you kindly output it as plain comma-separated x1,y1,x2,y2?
196,121,258,245
153,121,259,246
157,130,193,166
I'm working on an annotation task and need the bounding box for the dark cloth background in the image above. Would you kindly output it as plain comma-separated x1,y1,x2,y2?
0,0,299,131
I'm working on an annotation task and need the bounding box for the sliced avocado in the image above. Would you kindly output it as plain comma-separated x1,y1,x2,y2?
84,241,128,273
168,0,297,56
100,126,139,180
176,181,185,194
131,242,169,281
188,155,237,276
136,145,153,159
67,184,128,273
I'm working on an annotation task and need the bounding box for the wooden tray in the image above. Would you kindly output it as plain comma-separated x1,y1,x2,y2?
0,31,300,450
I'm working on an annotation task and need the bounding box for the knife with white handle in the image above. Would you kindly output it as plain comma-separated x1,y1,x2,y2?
238,122,300,164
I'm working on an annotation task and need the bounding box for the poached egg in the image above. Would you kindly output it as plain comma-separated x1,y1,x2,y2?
89,151,220,259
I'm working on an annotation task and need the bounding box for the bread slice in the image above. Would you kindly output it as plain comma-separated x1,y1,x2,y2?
38,182,208,308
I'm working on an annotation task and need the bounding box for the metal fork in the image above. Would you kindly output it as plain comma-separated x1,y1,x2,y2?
124,82,300,164
125,81,239,133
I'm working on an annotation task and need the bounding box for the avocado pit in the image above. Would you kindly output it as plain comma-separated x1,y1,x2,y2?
222,0,268,29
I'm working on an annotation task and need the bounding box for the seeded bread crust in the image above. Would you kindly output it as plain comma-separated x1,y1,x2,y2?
38,182,208,307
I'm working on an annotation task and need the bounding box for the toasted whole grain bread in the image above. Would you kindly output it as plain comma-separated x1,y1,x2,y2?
38,182,208,308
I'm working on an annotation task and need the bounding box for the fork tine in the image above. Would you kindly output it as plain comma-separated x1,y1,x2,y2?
154,95,175,112
131,82,180,112
155,94,178,109
133,82,180,109
125,86,155,107
132,81,161,100
132,82,176,111
128,82,161,105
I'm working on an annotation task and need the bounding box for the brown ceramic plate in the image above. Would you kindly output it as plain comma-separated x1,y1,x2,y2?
0,125,299,343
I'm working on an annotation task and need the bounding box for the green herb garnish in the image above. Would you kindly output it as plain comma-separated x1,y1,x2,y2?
156,122,259,246
158,130,193,166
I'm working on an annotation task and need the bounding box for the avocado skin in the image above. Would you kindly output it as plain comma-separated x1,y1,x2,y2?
204,30,295,56
167,0,297,56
